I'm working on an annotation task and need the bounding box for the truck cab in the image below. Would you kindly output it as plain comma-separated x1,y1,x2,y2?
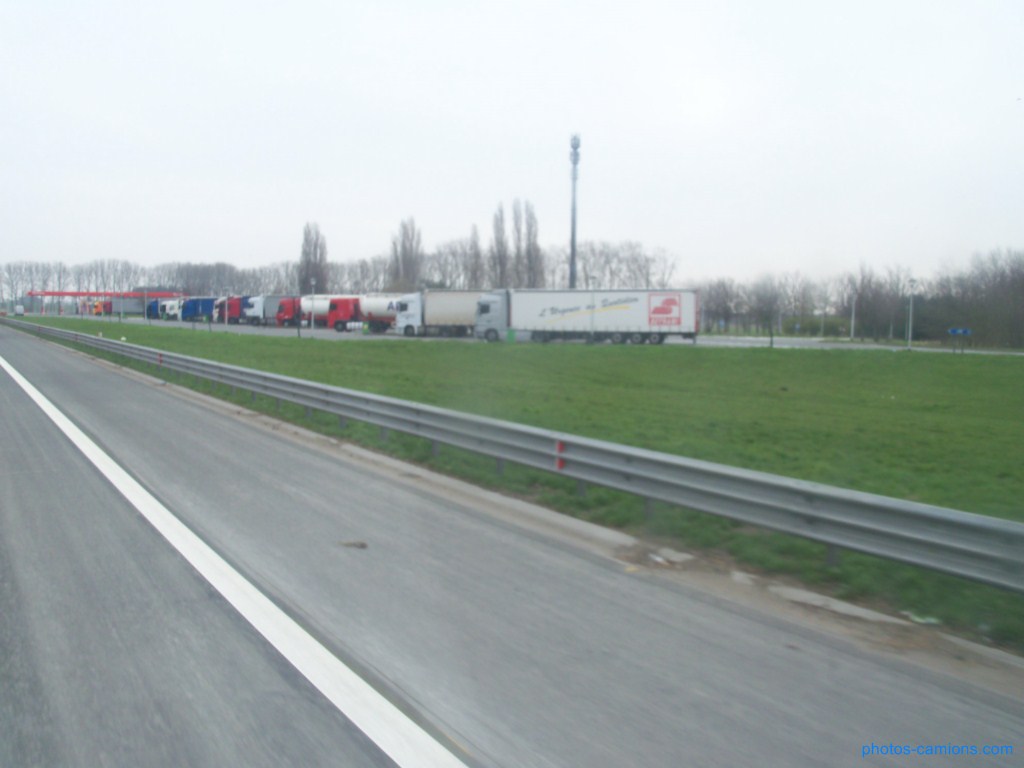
242,296,262,325
160,299,182,320
396,293,422,337
474,290,509,342
275,297,301,327
327,297,358,331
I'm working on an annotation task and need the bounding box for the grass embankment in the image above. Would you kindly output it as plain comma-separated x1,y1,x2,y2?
25,317,1024,649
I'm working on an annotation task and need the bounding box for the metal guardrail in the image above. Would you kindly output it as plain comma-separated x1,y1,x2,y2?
6,318,1024,592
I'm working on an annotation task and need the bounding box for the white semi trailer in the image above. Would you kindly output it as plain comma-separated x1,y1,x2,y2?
474,289,699,344
396,290,483,337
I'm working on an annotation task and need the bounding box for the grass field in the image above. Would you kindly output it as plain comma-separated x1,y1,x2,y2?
20,317,1024,649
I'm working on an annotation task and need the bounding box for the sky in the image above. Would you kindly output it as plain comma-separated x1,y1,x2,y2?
2,0,1022,284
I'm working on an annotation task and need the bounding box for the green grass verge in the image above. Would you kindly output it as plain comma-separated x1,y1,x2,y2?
20,317,1024,650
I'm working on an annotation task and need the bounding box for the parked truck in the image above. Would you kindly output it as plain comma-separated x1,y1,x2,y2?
357,294,402,333
475,289,700,344
243,295,289,326
214,296,249,324
299,295,355,328
110,297,144,315
396,290,483,337
160,298,183,320
181,297,217,323
326,296,361,331
275,297,302,327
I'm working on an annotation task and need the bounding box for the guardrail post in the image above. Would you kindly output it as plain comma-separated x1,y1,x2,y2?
380,427,390,443
496,458,505,476
338,416,348,430
645,497,654,523
577,480,587,497
431,440,440,459
305,406,313,418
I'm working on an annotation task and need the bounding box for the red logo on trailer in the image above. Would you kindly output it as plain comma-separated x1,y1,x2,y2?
648,293,682,326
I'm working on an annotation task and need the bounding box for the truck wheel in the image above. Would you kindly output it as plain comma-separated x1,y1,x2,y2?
335,321,345,332
485,329,499,343
628,333,645,344
404,325,415,337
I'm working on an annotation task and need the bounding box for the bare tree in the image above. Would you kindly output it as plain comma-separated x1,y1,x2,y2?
388,218,423,291
524,203,544,288
425,240,464,289
3,262,28,310
544,246,568,288
748,274,783,346
488,205,510,288
815,279,833,336
252,263,293,294
466,226,485,289
298,223,329,294
511,199,525,287
927,249,1024,347
702,278,740,333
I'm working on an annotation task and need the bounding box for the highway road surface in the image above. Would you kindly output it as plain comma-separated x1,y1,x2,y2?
1,325,1021,767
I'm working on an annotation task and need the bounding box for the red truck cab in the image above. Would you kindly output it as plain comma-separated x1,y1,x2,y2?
275,297,301,327
328,297,360,331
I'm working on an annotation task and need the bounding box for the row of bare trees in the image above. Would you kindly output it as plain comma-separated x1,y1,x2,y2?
4,229,1020,348
697,250,1024,348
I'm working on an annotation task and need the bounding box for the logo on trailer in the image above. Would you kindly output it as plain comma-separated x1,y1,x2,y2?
648,293,682,326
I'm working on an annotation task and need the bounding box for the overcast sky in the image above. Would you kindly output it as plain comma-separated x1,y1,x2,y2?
2,0,1021,283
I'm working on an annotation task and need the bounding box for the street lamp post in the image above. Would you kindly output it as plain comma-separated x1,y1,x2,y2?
907,278,917,350
849,291,857,341
569,135,580,290
310,277,316,337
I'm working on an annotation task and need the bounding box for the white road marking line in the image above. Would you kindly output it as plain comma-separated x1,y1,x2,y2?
0,355,469,768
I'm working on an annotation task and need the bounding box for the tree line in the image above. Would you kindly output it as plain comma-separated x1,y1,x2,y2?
2,213,1020,347
701,251,1023,348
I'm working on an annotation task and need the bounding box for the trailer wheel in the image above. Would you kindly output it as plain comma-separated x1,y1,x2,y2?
648,333,665,345
485,329,499,343
628,332,645,344
404,325,415,337
610,332,626,344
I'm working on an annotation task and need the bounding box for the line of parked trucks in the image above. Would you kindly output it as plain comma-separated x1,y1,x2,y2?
131,289,700,344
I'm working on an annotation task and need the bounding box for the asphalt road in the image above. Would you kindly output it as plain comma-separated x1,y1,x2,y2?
1,325,1021,767
0,334,396,767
